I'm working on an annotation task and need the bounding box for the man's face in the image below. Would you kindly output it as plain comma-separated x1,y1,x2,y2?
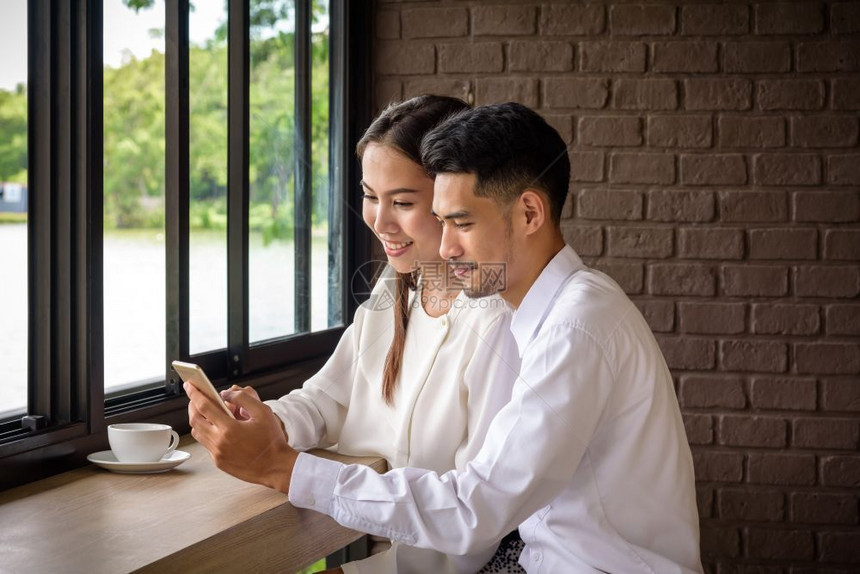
432,173,519,300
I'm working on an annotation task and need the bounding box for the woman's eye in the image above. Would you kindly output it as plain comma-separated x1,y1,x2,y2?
361,194,377,201
393,201,413,208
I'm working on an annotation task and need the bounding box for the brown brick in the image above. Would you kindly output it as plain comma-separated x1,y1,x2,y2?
795,265,860,298
834,79,860,111
720,340,788,373
375,42,435,75
613,79,678,111
649,263,716,296
540,4,605,36
401,7,468,39
681,155,747,186
402,78,470,101
819,532,860,563
680,375,746,408
472,5,536,36
541,113,573,144
607,227,673,258
375,80,402,109
795,192,860,223
828,153,860,185
438,43,503,74
648,190,714,222
796,342,860,375
656,336,716,370
610,153,675,185
750,377,817,411
826,304,860,335
578,188,642,220
832,2,860,34
791,492,859,524
794,418,860,450
747,528,814,561
592,260,643,294
569,151,605,182
718,116,786,148
748,228,818,260
718,191,788,223
681,4,749,35
652,42,719,73
754,154,822,186
755,2,825,34
544,78,609,109
792,116,859,148
798,41,860,72
474,78,538,107
752,304,820,335
686,79,752,111
561,222,603,257
722,264,789,297
693,450,744,483
509,41,573,72
701,525,742,559
822,379,860,412
697,487,715,518
821,455,860,487
824,229,860,260
580,42,646,73
683,414,714,445
579,116,642,147
610,4,676,36
723,42,791,73
749,453,816,486
678,228,744,260
679,302,746,335
376,11,400,40
634,299,674,332
648,115,712,149
719,489,784,522
757,79,825,111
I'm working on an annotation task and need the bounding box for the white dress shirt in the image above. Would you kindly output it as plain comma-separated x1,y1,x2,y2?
290,245,703,574
266,270,521,573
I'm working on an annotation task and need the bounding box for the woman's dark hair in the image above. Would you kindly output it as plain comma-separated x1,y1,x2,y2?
421,102,570,224
357,95,469,406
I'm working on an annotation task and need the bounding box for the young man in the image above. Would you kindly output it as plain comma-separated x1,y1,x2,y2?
187,102,703,573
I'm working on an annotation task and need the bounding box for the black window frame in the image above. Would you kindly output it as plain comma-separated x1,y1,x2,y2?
0,0,373,491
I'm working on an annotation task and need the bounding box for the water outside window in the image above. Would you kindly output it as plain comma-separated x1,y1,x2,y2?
0,0,28,417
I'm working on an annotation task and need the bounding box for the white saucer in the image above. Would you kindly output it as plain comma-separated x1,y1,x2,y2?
87,449,191,474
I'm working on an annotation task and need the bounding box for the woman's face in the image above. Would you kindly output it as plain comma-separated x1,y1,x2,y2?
361,143,442,275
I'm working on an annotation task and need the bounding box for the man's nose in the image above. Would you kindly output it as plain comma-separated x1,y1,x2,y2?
439,226,463,260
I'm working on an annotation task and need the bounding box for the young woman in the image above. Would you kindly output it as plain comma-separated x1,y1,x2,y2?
257,96,522,572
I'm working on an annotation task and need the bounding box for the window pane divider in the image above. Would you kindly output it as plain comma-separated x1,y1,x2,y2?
294,0,311,334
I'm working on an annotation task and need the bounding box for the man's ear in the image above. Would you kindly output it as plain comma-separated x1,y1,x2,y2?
517,189,547,236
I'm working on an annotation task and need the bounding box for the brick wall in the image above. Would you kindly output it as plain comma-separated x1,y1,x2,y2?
371,1,860,571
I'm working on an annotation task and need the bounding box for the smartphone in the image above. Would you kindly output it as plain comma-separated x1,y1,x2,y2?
171,360,235,419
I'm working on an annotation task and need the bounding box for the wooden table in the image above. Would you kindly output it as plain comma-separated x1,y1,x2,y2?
0,437,385,573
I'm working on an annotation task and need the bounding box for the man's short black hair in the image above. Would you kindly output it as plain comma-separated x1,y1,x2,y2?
420,102,570,224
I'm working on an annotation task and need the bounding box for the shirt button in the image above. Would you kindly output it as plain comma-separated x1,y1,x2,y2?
533,551,542,563
440,317,448,328
306,497,315,506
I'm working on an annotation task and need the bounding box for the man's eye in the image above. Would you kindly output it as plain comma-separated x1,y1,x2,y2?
454,222,472,230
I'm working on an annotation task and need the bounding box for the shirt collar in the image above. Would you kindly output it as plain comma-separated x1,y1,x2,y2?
510,244,584,357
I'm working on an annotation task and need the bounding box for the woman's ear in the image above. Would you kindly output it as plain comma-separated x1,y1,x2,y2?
518,189,547,236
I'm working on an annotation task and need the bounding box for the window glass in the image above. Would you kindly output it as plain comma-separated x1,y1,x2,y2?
311,0,331,331
102,0,166,391
189,2,228,355
0,0,28,417
248,0,298,343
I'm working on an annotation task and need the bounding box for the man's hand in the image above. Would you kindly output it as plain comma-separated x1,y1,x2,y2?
186,382,297,493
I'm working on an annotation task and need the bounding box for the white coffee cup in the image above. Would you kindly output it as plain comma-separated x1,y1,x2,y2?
108,423,180,463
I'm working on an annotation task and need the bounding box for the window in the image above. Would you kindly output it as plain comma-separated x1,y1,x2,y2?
0,0,370,489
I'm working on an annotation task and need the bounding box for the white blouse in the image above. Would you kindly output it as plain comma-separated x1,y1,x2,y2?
266,270,521,572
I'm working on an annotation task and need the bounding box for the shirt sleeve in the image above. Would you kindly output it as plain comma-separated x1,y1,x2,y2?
265,322,360,451
342,541,496,574
290,323,616,555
